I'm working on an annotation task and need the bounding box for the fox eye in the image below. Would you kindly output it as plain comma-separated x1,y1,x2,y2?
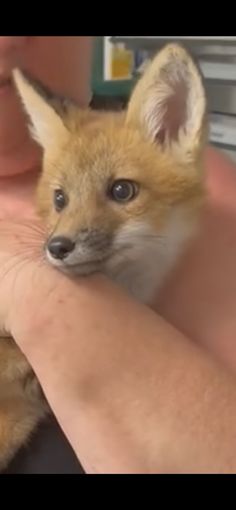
109,180,139,203
54,189,68,212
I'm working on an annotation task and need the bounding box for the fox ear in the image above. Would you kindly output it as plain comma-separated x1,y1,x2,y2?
12,68,69,150
126,44,208,163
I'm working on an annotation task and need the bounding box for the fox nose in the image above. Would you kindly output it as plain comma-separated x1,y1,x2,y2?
47,236,75,260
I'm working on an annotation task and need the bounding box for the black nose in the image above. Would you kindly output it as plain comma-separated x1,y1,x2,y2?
47,236,75,260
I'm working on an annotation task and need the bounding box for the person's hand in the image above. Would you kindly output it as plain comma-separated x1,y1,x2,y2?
0,165,50,336
0,218,47,336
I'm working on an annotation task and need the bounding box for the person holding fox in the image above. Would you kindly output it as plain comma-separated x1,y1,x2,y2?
0,36,236,474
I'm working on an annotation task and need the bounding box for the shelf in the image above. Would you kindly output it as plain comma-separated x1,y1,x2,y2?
199,60,236,82
111,37,236,50
209,113,236,148
206,83,236,115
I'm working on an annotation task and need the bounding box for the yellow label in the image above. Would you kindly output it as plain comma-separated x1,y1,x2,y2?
110,46,133,80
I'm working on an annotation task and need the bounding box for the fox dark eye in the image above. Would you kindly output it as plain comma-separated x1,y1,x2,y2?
54,189,68,212
109,180,139,203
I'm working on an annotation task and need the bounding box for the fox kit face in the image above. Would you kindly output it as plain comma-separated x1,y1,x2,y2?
13,44,207,303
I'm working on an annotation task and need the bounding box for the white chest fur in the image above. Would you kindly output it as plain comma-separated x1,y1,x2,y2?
105,211,196,304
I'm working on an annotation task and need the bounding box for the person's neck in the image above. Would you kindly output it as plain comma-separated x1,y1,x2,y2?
0,135,41,178
0,98,42,178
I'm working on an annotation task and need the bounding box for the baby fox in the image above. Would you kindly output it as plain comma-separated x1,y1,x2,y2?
14,42,207,303
0,43,208,470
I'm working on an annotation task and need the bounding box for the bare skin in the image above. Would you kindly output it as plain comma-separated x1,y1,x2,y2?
1,37,236,473
157,146,236,372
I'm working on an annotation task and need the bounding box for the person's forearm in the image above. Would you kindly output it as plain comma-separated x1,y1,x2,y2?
11,270,236,473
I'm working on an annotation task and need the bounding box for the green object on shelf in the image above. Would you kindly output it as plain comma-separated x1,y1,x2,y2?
91,37,136,98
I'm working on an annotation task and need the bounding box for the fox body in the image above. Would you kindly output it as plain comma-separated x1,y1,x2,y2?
0,43,207,469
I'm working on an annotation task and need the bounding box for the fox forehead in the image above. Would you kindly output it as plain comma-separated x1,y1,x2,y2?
58,113,150,168
46,113,201,204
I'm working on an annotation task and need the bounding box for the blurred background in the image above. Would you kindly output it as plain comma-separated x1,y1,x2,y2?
91,36,236,162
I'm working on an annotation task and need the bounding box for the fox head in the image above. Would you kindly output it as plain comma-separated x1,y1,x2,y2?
13,43,208,303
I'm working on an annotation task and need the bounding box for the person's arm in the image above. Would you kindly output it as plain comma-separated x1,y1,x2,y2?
8,261,236,474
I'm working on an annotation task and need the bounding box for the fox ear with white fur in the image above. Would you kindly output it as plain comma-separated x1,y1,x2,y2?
12,68,69,150
126,44,208,163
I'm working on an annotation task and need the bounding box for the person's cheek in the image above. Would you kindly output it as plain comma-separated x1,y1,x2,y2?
0,37,31,76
